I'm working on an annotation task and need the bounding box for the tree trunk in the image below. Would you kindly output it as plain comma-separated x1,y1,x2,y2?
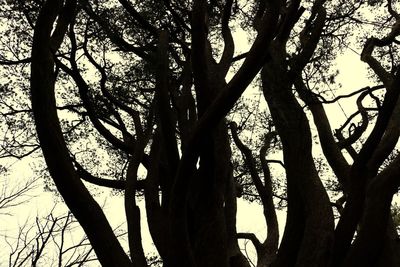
262,60,334,267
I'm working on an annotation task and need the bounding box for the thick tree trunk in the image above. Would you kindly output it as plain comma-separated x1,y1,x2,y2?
262,62,334,267
344,161,400,267
187,120,235,267
31,1,132,266
377,218,400,267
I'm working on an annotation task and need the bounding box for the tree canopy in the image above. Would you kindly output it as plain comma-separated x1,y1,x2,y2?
2,0,400,266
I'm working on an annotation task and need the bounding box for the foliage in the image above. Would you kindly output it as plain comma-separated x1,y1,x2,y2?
2,0,400,266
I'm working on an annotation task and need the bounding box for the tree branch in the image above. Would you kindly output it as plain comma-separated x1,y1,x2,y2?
30,1,132,265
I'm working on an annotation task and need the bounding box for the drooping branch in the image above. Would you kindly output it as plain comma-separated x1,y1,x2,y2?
75,160,126,190
73,157,146,191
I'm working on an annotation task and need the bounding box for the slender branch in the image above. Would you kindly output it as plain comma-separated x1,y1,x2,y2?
316,85,385,104
0,57,31,65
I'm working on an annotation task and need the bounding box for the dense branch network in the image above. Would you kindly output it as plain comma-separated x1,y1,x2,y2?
2,0,400,267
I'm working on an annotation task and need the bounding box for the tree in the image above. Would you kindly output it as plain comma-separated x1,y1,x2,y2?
0,178,37,216
3,210,97,267
2,0,400,266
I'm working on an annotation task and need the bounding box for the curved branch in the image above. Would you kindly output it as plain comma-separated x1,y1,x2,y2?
81,32,142,140
368,102,400,172
230,122,263,198
237,233,262,251
353,69,400,170
360,13,400,87
316,85,385,104
333,58,400,267
30,1,132,265
361,38,392,86
336,90,372,149
55,28,135,153
73,159,126,190
230,122,279,264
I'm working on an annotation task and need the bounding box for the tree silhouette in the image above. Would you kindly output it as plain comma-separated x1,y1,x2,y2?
2,0,400,266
